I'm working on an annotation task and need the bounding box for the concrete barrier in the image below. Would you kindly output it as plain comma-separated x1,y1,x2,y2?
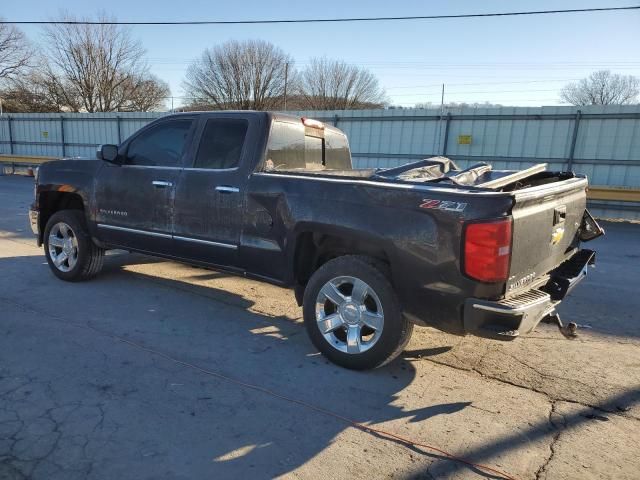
0,154,57,176
587,186,640,203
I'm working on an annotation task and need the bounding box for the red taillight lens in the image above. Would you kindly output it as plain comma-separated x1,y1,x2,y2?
464,219,512,282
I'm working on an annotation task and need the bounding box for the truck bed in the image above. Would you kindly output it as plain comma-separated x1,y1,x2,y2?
269,156,578,193
266,156,593,298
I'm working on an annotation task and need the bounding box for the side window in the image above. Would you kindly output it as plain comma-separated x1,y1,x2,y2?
265,120,350,171
126,120,192,167
304,135,323,170
325,130,352,169
265,121,305,171
194,119,248,169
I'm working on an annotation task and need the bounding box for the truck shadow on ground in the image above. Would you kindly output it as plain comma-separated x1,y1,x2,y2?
96,252,640,478
2,250,639,479
2,253,497,479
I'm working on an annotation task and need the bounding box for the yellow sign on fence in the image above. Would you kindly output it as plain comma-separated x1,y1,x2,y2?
458,135,472,145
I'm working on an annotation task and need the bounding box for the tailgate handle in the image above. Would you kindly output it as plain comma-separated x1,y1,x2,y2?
553,206,566,225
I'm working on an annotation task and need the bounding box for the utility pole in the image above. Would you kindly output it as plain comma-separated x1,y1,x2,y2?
283,62,289,110
437,83,445,154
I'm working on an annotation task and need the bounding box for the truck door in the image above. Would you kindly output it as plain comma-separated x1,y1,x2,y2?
94,118,195,254
172,114,257,268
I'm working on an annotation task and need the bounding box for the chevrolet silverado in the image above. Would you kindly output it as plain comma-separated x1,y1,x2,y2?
29,112,603,369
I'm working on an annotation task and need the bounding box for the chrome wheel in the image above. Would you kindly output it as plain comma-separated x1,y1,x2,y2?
315,275,384,354
48,222,79,272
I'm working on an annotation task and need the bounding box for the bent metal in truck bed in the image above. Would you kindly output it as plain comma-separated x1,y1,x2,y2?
29,111,604,370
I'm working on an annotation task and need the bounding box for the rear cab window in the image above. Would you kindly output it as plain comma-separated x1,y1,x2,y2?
264,119,351,172
194,119,249,170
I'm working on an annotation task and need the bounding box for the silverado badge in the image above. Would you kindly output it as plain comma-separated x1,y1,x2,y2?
99,208,128,217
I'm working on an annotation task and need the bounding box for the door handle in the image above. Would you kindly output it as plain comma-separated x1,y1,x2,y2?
152,180,173,188
215,186,240,194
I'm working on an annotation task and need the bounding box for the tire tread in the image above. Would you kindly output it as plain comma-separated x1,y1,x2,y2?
44,209,104,282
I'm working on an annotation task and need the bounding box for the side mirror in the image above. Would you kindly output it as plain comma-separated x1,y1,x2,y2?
96,144,121,164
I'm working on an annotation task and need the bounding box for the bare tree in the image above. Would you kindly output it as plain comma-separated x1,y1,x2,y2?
1,70,69,112
561,70,640,106
0,21,31,81
118,74,170,111
297,57,387,110
41,13,169,112
183,39,292,110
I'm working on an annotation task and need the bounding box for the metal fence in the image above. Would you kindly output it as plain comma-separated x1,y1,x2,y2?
1,105,639,218
0,112,163,158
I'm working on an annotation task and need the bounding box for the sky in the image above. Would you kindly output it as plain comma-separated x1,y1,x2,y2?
3,0,639,108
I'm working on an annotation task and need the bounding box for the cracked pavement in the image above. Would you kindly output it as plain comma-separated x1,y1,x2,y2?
1,175,639,479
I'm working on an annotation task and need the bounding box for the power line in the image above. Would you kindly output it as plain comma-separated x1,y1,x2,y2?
146,58,640,65
390,88,562,97
2,6,639,25
394,98,564,104
386,79,580,89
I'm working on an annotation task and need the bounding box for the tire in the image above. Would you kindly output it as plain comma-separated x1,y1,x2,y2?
43,210,104,282
303,255,413,370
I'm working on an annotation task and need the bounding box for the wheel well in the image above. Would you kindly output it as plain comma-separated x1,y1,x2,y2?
39,192,85,238
293,232,390,288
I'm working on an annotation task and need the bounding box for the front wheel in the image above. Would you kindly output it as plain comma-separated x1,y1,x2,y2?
43,210,104,282
303,255,413,370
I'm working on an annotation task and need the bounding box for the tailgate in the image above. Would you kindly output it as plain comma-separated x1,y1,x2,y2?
507,177,588,293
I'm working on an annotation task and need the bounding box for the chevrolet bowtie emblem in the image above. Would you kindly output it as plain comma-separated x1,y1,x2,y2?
551,226,565,245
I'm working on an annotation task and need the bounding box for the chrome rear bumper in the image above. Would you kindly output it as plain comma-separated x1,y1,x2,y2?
463,249,595,340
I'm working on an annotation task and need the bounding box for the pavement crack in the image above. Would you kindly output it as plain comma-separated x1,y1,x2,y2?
420,356,639,421
535,401,566,480
497,350,596,391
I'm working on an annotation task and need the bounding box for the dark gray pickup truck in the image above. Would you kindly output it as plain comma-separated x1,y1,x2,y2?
29,111,603,369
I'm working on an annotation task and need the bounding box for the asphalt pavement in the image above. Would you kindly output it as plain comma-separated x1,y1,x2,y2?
1,174,638,479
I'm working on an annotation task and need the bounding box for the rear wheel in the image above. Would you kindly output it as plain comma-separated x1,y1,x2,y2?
303,255,413,370
43,210,104,281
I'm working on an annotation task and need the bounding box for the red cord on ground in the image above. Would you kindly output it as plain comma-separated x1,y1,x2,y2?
4,297,517,480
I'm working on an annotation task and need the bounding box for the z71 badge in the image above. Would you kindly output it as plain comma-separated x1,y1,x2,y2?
420,199,467,212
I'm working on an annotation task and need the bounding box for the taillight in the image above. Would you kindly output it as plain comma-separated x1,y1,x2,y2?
463,218,512,282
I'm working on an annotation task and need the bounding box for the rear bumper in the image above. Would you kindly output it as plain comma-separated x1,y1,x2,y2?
463,249,595,340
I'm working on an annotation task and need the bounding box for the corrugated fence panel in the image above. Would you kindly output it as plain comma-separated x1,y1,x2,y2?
293,105,640,219
13,115,63,157
1,106,639,218
0,112,167,158
298,105,640,189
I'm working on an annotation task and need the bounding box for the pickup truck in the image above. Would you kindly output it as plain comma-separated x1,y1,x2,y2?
29,111,603,370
